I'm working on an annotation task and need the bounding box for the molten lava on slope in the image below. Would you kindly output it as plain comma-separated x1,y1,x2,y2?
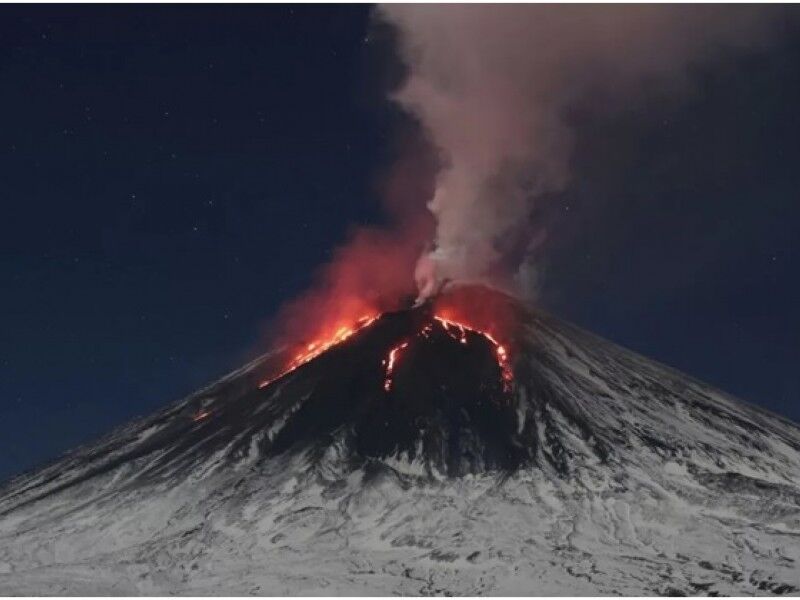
258,297,515,399
433,316,513,391
383,340,409,392
245,288,522,474
379,315,514,394
259,313,379,389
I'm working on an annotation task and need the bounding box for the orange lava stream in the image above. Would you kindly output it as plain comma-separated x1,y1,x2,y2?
259,314,379,389
434,316,513,391
380,314,514,394
383,341,409,391
258,309,513,396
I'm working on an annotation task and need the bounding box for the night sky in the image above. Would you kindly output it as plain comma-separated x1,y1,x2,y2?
1,5,798,481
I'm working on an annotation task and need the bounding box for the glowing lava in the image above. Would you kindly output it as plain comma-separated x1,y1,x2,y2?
383,341,409,391
259,308,514,396
434,316,513,392
435,316,468,344
381,314,514,394
259,314,379,389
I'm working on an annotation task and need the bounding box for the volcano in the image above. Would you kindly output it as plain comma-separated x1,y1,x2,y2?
1,285,798,595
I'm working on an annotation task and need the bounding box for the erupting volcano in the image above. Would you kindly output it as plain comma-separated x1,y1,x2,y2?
259,293,516,403
1,285,799,595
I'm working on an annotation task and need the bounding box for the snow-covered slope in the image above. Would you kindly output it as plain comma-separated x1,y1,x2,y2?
1,288,798,595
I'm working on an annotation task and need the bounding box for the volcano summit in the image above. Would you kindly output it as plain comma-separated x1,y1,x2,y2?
0,286,798,595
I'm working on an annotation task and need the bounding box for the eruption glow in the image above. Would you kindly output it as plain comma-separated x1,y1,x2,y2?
436,316,468,344
259,304,514,396
259,313,378,389
383,340,409,392
379,312,514,395
434,316,513,392
260,286,516,396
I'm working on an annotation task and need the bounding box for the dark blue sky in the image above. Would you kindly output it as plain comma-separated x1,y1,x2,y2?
1,6,798,481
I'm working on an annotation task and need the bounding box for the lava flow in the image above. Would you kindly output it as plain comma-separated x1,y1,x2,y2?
380,313,514,394
434,316,513,391
259,303,515,395
382,340,409,392
259,314,379,388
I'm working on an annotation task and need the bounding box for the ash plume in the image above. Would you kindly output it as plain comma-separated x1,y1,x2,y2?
377,5,781,300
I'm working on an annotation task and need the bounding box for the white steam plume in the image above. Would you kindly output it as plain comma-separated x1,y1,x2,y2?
377,5,781,299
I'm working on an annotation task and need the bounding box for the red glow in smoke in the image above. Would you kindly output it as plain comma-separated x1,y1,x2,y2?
260,313,379,389
262,131,436,388
432,285,518,352
260,227,420,388
255,104,525,400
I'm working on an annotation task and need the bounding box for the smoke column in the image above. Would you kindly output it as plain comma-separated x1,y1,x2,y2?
377,5,780,300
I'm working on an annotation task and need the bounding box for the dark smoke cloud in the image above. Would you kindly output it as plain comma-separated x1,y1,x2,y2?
377,5,781,299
